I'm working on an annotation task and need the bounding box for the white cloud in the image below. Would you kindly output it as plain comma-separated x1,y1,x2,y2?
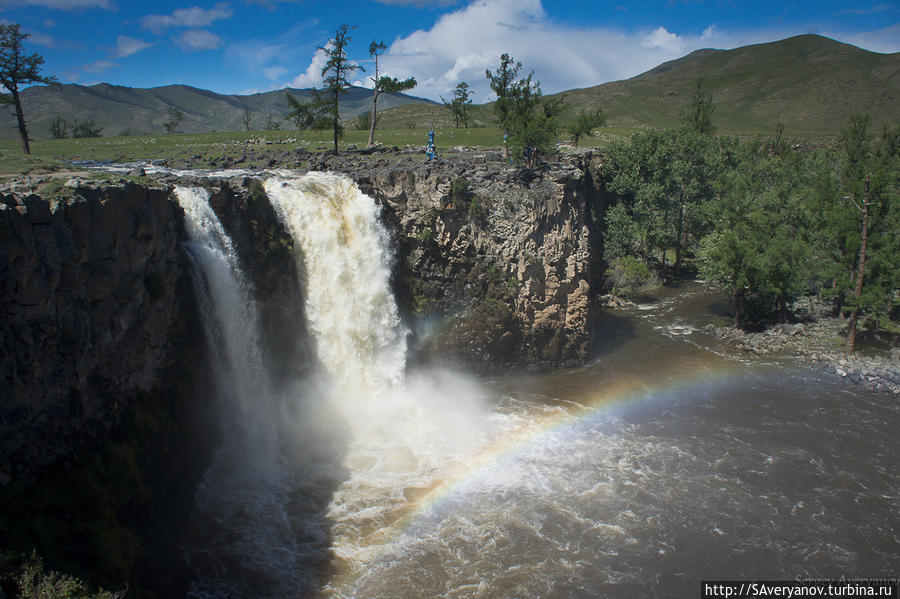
641,26,685,53
0,23,58,47
224,18,321,86
267,0,900,100
0,0,111,9
373,0,463,5
25,30,56,47
174,29,223,52
82,59,120,73
142,3,232,34
371,0,842,102
113,35,153,58
838,3,894,15
827,24,900,54
226,39,285,70
290,47,329,88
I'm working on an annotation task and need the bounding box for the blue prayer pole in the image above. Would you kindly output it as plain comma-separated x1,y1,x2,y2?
426,130,437,160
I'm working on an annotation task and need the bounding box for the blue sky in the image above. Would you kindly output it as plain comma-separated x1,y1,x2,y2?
2,0,898,101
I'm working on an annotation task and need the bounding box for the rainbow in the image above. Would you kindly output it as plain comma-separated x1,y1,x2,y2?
389,360,747,537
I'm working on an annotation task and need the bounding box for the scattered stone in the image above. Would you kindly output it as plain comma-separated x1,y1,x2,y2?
600,294,636,309
716,318,899,395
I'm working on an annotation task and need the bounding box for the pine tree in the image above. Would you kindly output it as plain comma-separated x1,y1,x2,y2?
366,40,416,147
48,117,68,139
486,53,521,159
486,53,561,167
164,107,183,134
441,82,474,128
567,108,605,147
683,78,715,136
319,24,363,153
286,90,331,130
0,24,57,154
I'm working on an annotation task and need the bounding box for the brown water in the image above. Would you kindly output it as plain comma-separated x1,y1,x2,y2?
309,283,898,598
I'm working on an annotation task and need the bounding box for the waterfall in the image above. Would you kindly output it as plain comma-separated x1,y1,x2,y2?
261,173,492,596
264,172,407,398
177,176,489,597
175,186,274,453
163,181,898,599
176,186,305,598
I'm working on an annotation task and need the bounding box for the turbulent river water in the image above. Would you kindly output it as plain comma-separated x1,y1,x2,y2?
176,173,898,599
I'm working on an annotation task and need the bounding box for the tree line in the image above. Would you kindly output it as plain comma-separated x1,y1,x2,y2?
602,104,899,350
284,26,606,157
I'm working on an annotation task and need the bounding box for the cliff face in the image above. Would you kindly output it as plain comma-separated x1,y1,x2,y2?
0,176,307,593
355,151,603,370
206,177,309,385
0,182,191,480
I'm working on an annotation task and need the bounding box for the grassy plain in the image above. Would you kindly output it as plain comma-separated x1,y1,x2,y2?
0,126,629,176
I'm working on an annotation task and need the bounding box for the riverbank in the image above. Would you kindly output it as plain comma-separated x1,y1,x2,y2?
706,319,900,395
600,291,900,395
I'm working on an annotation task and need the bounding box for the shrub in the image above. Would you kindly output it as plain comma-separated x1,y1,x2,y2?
606,255,654,295
449,177,469,207
9,552,123,599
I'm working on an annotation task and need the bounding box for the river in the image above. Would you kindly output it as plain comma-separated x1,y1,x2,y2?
319,283,898,598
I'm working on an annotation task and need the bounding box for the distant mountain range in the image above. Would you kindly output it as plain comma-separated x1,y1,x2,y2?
377,34,900,136
0,84,436,139
3,34,898,140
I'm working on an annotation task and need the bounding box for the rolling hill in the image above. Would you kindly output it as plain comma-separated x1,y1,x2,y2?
3,34,897,141
0,83,437,139
378,34,900,136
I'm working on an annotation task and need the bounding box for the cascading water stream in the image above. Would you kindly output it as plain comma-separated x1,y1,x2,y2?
176,186,273,453
175,186,307,598
263,172,496,591
264,172,407,398
178,175,494,597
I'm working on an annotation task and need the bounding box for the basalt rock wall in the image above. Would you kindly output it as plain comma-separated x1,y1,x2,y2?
0,176,302,594
0,182,193,481
350,150,604,370
0,153,605,590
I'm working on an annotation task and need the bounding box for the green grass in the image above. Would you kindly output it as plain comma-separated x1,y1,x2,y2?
0,125,621,176
0,83,433,141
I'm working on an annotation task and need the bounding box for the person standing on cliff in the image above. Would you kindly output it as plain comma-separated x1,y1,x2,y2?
426,130,437,160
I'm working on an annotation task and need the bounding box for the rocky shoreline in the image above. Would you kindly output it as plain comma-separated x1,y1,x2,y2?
600,291,900,396
706,319,900,395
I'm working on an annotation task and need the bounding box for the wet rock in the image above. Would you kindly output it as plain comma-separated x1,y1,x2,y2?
716,319,900,395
